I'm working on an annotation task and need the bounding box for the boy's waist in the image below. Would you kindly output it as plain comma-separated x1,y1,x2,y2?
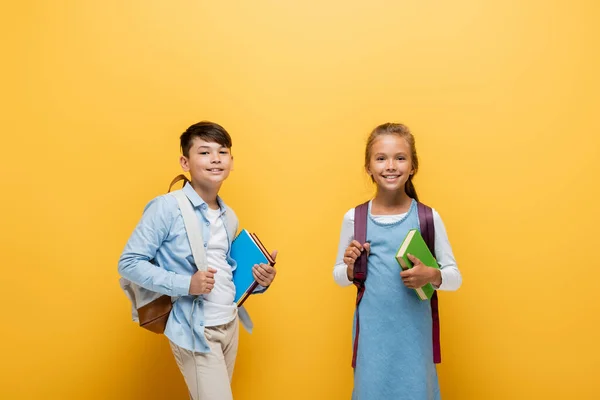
168,297,237,335
172,294,237,315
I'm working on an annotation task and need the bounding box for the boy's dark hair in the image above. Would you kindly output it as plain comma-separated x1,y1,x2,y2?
180,121,232,157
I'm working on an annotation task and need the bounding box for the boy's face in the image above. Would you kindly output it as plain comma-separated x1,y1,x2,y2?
180,138,233,187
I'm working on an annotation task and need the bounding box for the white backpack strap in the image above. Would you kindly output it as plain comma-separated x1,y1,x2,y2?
172,190,208,272
172,189,256,333
223,205,238,241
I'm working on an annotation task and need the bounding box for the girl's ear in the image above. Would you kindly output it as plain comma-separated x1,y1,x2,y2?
180,155,190,172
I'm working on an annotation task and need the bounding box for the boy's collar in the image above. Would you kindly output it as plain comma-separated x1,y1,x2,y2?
182,181,226,214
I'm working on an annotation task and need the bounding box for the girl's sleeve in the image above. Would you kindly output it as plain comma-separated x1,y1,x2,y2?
333,209,355,287
432,209,462,291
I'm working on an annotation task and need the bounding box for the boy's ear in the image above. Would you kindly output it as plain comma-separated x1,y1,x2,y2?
365,166,372,176
230,155,234,171
180,155,190,172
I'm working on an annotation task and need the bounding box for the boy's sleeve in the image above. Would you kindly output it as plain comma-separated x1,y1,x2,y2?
252,284,268,294
118,196,191,297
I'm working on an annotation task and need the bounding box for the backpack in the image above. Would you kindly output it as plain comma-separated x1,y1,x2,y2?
119,175,211,333
351,201,441,367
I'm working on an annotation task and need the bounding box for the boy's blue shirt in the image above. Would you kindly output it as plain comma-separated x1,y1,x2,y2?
118,182,265,352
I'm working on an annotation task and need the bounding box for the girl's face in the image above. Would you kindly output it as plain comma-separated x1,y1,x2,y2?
366,134,414,193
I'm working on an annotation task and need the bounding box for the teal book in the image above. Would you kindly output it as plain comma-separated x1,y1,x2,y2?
395,229,439,301
231,229,275,306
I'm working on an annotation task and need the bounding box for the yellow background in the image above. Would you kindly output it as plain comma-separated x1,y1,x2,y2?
1,1,599,399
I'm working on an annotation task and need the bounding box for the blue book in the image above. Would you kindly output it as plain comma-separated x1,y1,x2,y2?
231,229,276,306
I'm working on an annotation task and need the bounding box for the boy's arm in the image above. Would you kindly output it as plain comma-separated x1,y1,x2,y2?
118,196,191,297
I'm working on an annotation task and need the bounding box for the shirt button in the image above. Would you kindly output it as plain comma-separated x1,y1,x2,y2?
204,243,207,248
205,221,210,226
201,204,207,209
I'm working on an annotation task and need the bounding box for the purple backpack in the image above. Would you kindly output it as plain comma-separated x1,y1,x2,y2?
351,201,441,368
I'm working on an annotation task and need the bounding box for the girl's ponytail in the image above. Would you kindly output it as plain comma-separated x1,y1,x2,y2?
405,176,419,202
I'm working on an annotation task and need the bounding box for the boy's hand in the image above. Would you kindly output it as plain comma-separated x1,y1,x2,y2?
344,240,370,280
400,254,441,288
252,250,278,287
189,267,217,295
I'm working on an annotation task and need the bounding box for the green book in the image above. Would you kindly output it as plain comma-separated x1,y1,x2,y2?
395,229,439,301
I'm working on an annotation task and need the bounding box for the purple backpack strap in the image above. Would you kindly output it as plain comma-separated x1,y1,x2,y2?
351,201,369,368
353,202,369,282
417,202,441,364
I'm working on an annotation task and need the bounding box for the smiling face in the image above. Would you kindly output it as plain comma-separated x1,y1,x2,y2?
366,134,415,193
180,137,233,189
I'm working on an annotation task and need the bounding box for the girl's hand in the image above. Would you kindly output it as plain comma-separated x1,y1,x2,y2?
400,254,441,288
344,240,370,280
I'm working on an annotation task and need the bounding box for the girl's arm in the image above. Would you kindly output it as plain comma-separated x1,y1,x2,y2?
333,209,356,287
432,209,462,291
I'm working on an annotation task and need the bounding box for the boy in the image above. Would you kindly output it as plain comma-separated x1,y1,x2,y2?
118,121,277,399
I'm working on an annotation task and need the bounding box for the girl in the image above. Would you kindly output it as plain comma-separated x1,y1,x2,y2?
333,123,462,400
